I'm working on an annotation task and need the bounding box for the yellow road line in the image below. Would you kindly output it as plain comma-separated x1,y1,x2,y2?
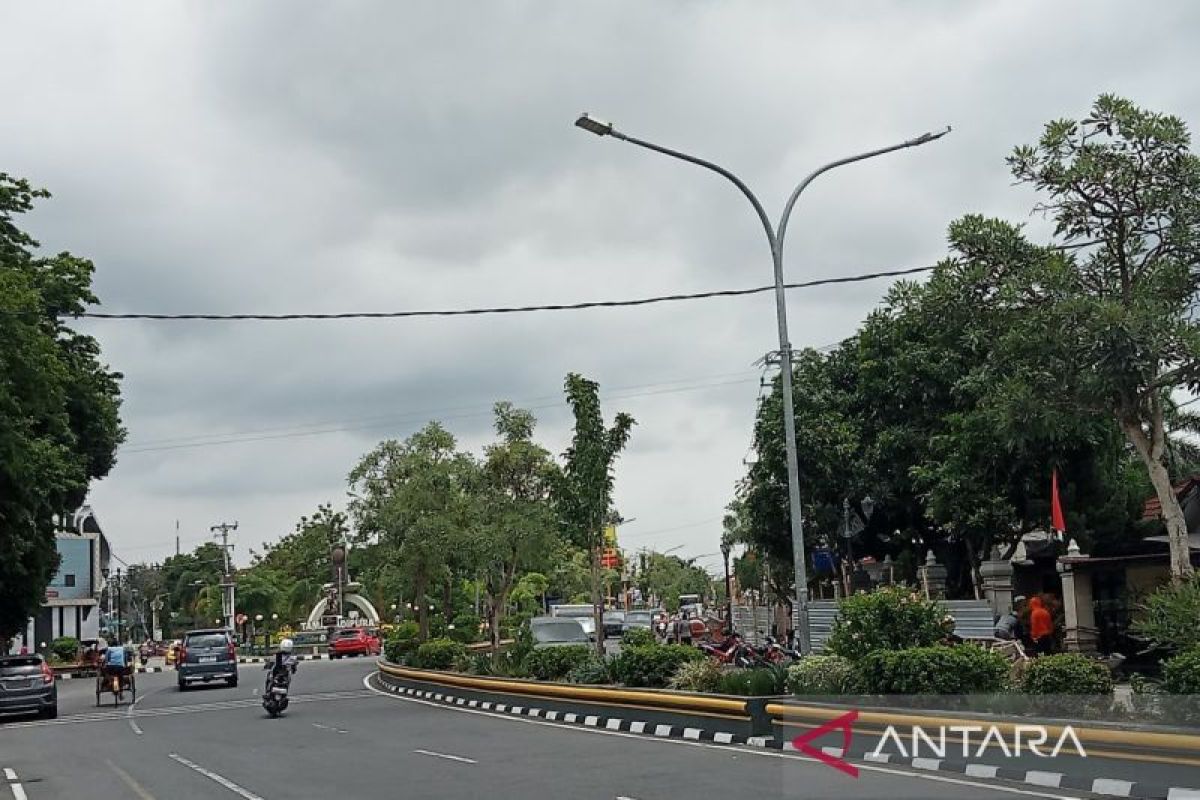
106,760,157,800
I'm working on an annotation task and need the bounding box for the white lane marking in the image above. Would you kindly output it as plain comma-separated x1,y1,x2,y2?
412,749,477,764
3,769,15,780
311,722,348,734
168,753,265,800
11,784,28,800
1166,790,1200,800
363,673,1081,800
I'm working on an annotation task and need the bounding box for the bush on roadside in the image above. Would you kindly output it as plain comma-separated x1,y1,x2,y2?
49,637,79,663
825,585,945,662
1018,653,1114,695
524,645,593,681
857,645,1009,694
567,655,610,685
669,658,725,693
716,667,787,696
1161,647,1200,695
383,621,421,664
448,614,482,644
409,638,468,671
622,627,656,647
608,644,703,688
787,655,860,695
1130,577,1200,655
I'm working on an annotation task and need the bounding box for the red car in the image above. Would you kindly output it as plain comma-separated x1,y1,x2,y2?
328,628,380,658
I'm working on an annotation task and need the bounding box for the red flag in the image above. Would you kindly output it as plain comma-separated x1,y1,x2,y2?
1051,469,1067,536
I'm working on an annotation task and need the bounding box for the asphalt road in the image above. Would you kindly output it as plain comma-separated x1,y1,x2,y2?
0,659,1126,800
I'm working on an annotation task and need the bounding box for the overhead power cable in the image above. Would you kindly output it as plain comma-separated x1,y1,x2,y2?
47,265,931,321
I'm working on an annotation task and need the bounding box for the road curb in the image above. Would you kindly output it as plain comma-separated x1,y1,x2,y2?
55,666,165,681
373,668,1199,800
370,673,752,746
236,654,331,664
749,737,1195,800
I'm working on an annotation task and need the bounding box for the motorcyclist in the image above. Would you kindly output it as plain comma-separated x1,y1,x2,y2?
265,638,298,685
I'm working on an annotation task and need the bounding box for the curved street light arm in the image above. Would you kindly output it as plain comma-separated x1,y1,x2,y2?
610,130,779,254
777,127,951,252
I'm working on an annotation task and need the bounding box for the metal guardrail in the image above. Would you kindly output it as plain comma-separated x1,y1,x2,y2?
793,599,996,651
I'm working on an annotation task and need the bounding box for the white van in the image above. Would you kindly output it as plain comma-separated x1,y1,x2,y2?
549,604,597,639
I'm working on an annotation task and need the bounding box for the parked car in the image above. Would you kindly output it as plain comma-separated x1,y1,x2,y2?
621,610,655,633
601,611,626,639
549,605,597,640
328,627,380,658
529,617,590,649
0,653,57,719
176,629,238,690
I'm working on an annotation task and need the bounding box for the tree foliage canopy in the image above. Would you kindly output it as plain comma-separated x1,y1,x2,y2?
0,173,124,639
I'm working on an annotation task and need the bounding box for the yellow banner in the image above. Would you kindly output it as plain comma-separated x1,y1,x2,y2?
603,525,618,547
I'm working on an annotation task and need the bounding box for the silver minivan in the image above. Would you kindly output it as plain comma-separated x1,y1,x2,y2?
177,629,239,690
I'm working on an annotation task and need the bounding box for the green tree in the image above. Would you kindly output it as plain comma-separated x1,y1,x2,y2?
640,552,711,612
1007,95,1200,580
0,174,125,639
349,423,479,639
473,403,560,647
555,373,635,654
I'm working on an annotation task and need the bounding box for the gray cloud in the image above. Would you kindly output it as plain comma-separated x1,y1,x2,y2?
3,0,1198,565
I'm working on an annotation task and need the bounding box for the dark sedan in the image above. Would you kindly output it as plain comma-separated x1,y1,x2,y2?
601,611,625,639
0,654,57,719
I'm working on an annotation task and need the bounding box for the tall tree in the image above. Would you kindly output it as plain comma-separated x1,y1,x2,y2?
0,172,124,639
474,403,560,648
1008,95,1200,580
555,374,635,655
348,423,478,639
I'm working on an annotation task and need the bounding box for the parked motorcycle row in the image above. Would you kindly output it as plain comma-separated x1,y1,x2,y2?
697,632,801,668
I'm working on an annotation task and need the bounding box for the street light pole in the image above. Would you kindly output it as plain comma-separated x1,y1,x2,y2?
721,541,733,632
574,114,950,653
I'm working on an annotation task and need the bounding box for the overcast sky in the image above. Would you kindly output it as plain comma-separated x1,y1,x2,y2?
4,1,1198,574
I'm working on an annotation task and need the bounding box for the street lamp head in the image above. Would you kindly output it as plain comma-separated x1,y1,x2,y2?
255,614,263,622
575,113,614,137
906,126,952,147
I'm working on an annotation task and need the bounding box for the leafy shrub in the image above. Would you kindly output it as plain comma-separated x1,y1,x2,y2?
567,655,610,685
1018,653,1114,695
858,645,1009,694
1130,578,1200,654
716,668,787,696
383,621,421,664
608,644,703,688
409,638,468,671
669,658,725,693
464,652,495,676
448,614,482,644
1161,647,1200,695
524,645,593,681
622,627,656,647
49,637,79,663
825,586,944,661
787,655,859,695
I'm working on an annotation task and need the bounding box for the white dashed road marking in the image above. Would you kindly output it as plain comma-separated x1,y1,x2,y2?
413,749,477,764
168,753,266,800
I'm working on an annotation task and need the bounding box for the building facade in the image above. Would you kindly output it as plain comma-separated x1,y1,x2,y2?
12,506,111,653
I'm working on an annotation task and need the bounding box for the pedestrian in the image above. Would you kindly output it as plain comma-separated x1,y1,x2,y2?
994,595,1026,641
1027,596,1054,655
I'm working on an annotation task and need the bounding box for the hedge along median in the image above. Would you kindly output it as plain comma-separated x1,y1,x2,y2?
374,659,775,738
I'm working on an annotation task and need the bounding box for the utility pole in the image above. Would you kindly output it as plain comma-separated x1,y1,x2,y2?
175,519,180,557
211,522,238,636
115,567,123,644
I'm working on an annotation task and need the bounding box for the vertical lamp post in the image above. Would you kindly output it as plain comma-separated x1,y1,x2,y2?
721,540,733,632
574,114,949,653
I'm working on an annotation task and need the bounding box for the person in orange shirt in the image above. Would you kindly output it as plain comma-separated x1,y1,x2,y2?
1027,596,1055,655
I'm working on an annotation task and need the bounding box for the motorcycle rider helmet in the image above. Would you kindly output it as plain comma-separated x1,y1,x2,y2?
279,638,294,654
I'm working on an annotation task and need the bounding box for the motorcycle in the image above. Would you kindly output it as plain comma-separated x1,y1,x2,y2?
261,657,297,718
700,632,756,668
761,635,801,665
